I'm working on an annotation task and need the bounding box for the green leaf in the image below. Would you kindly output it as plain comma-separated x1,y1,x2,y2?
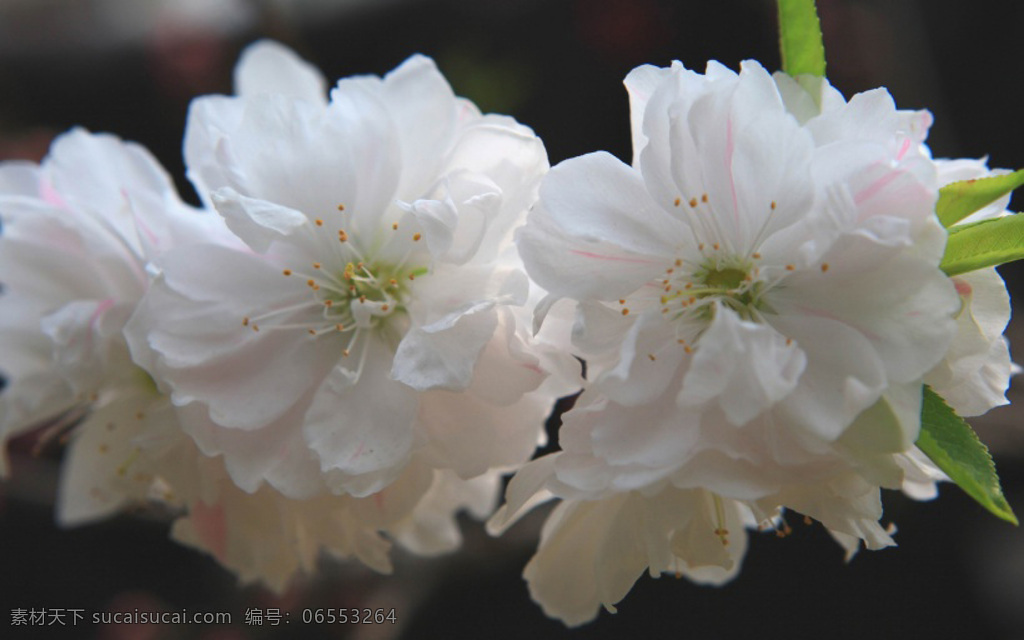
917,386,1017,525
937,168,1024,227
940,213,1024,276
777,0,826,77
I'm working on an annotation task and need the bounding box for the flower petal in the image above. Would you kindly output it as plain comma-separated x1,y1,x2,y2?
678,304,806,426
234,39,327,104
305,339,418,497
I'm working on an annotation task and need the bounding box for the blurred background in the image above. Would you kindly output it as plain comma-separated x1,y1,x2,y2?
1,0,1023,638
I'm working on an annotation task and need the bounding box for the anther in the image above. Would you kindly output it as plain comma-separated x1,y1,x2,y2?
338,230,349,242
770,201,777,210
413,233,422,242
308,329,316,335
313,262,321,270
712,243,720,250
315,218,324,227
820,263,830,272
337,204,346,211
359,295,367,303
701,193,708,203
689,197,698,208
242,317,250,327
621,308,630,316
392,222,399,230
648,353,657,361
282,269,292,276
381,304,390,312
752,252,761,259
324,300,333,307
674,197,681,207
307,279,316,287
785,264,795,271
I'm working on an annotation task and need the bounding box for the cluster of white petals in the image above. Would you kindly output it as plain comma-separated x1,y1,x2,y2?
0,36,1015,624
125,41,578,500
496,60,1015,625
924,159,1016,418
0,41,576,591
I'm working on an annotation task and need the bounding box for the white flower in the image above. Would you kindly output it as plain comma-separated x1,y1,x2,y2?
923,158,1016,417
503,60,963,624
491,455,750,626
0,127,516,591
888,157,1018,503
125,41,577,499
166,446,500,592
0,128,214,485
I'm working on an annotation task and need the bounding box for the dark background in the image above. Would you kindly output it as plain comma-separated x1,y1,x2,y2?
1,0,1023,638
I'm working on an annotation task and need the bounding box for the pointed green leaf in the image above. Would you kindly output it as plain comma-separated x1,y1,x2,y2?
777,0,826,77
940,213,1024,276
937,168,1024,227
917,386,1017,524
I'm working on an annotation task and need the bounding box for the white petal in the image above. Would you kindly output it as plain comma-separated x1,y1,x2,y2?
925,268,1014,416
129,244,339,429
183,95,245,206
211,187,308,252
486,454,560,535
440,122,548,263
392,306,498,392
45,128,175,255
57,394,169,526
624,63,674,166
768,312,887,441
597,312,688,407
305,339,418,496
175,399,324,499
516,208,664,302
678,304,806,425
774,231,958,384
381,54,461,197
540,152,684,256
558,389,699,489
390,469,500,555
523,495,649,626
234,40,327,104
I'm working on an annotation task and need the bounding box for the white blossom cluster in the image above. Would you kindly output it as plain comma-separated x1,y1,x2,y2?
0,42,1014,624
